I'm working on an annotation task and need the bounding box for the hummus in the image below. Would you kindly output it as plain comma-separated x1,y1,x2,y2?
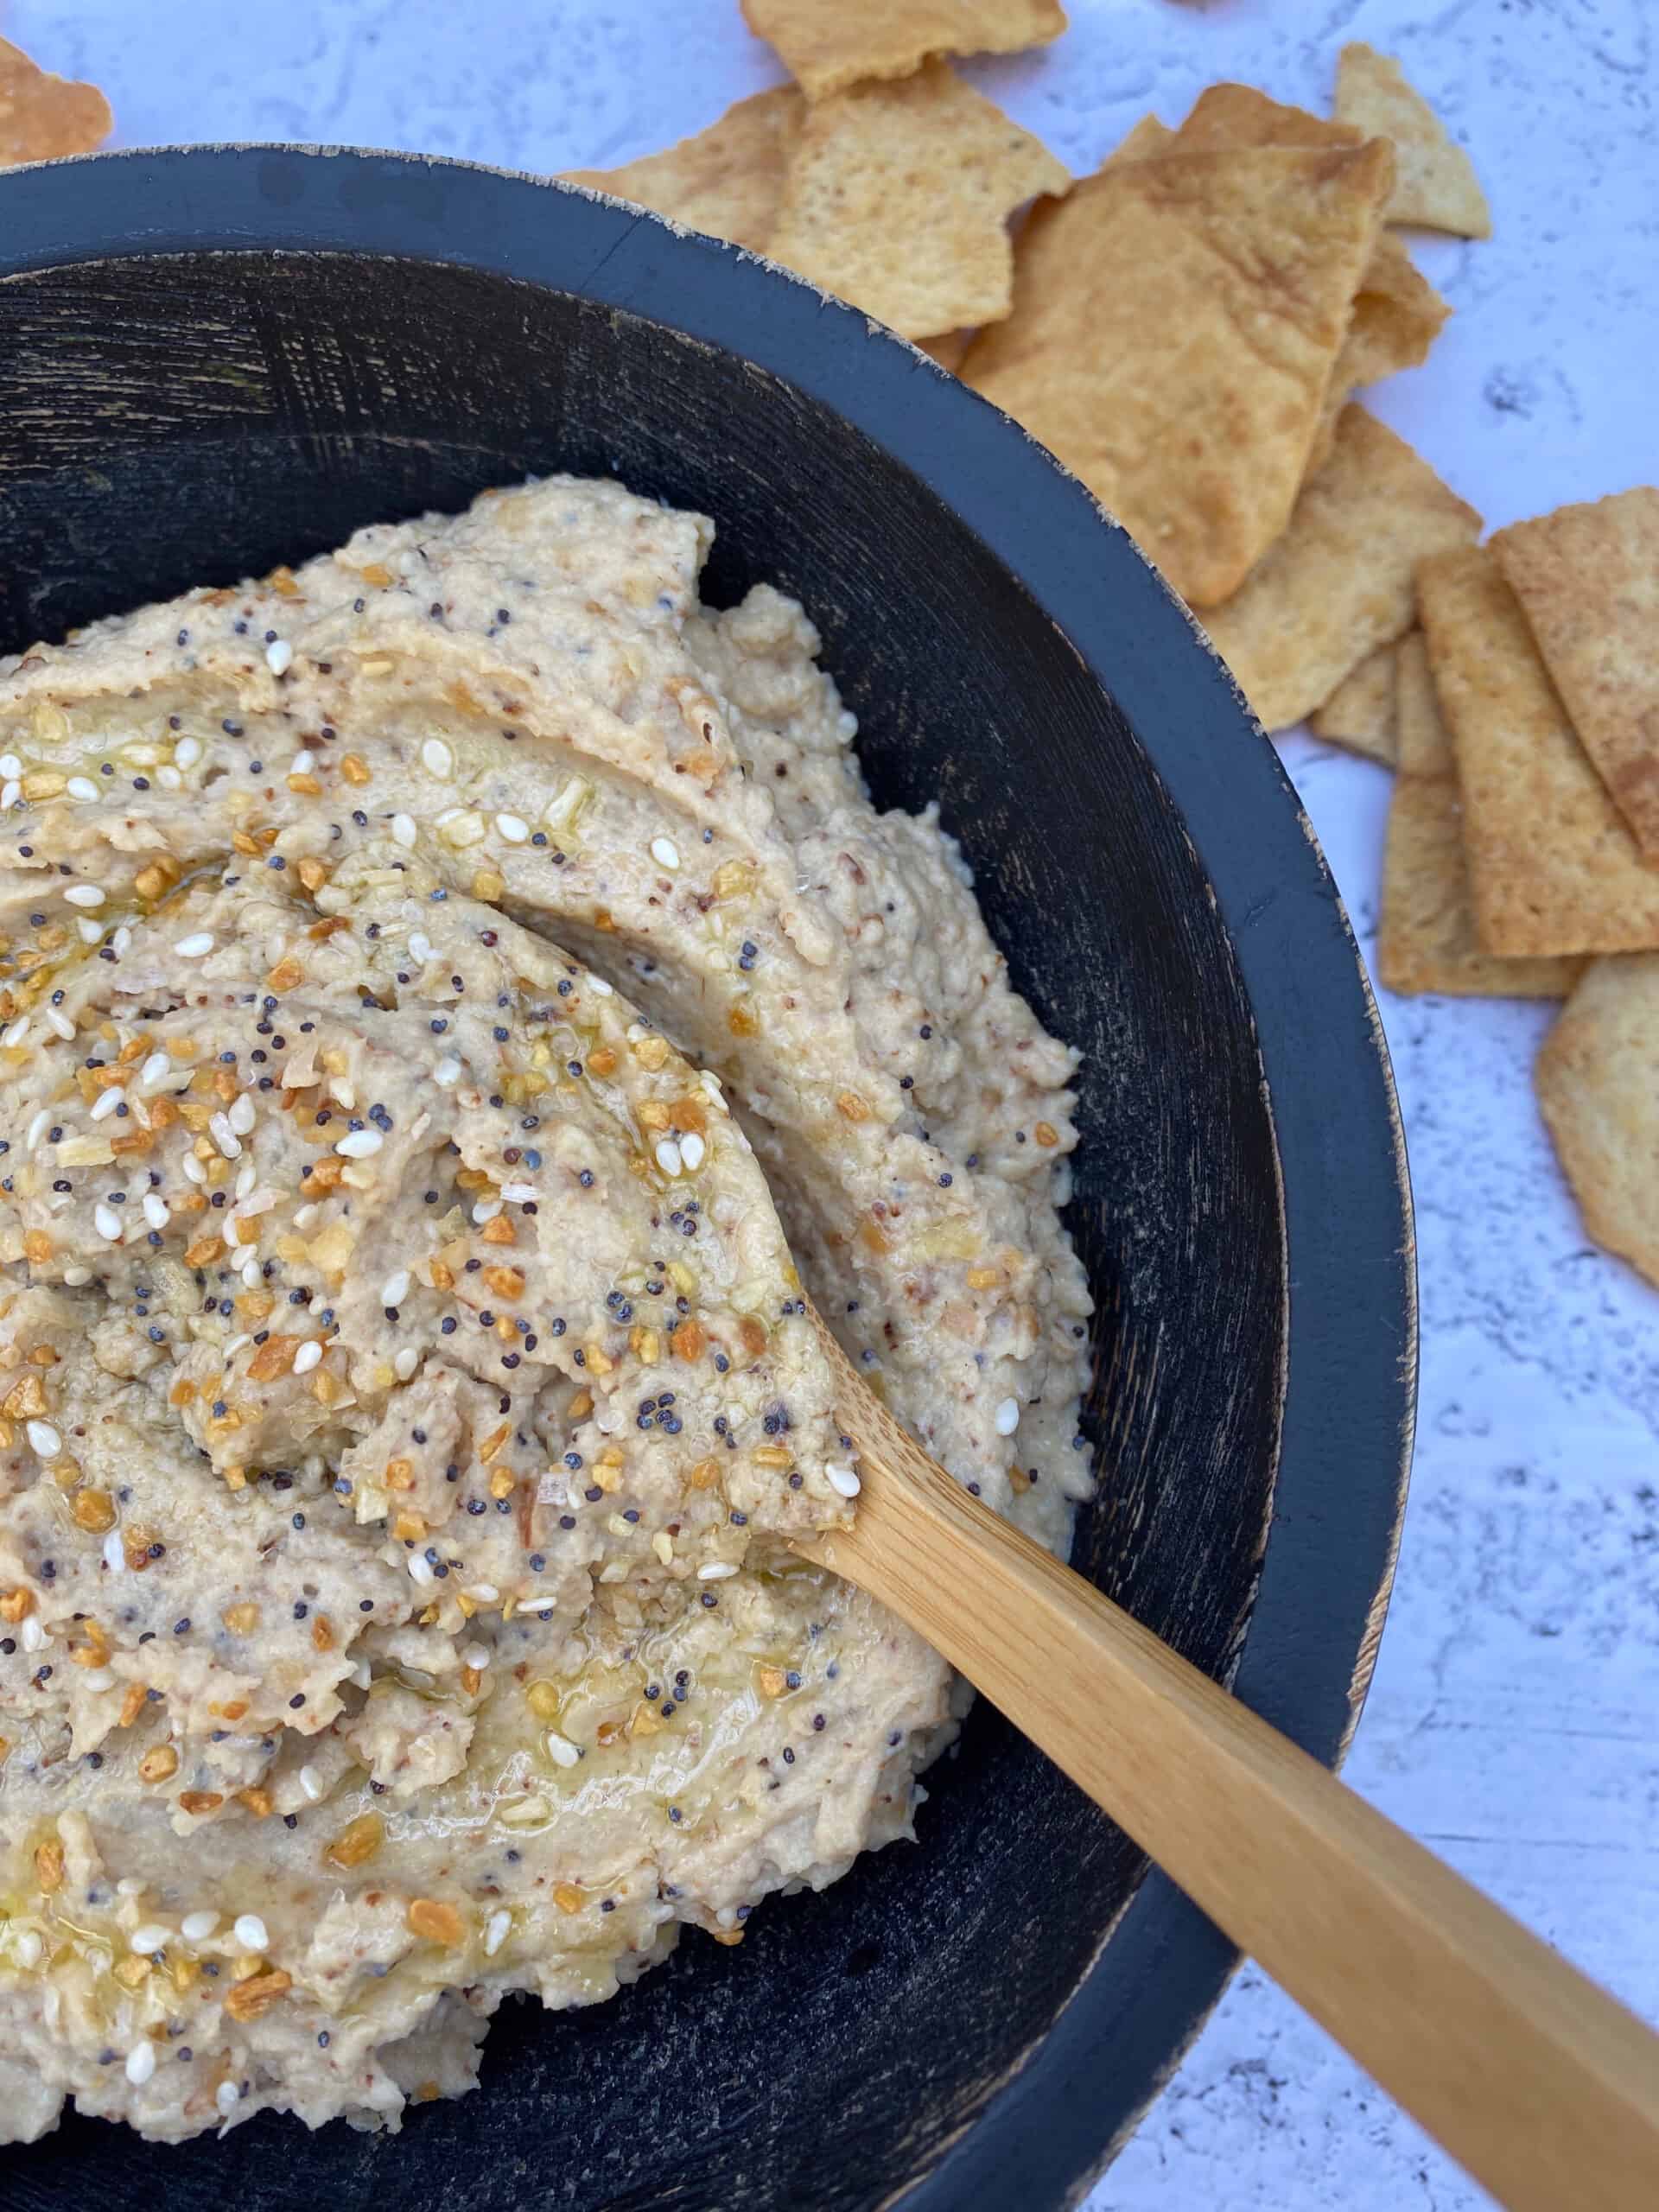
0,476,1090,2140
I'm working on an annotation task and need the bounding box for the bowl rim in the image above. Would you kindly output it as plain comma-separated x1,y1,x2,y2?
0,142,1417,2211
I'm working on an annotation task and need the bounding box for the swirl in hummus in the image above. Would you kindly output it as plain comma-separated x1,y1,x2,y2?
0,477,1090,2140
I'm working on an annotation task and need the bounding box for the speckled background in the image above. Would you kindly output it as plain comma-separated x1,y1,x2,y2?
5,3,1657,2207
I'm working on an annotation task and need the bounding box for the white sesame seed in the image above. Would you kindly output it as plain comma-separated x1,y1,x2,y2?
408,930,432,963
140,1052,172,1088
391,812,418,849
464,1583,499,1604
421,737,454,779
265,639,293,675
25,1109,49,1150
103,1529,126,1573
60,1266,92,1287
334,1127,383,1158
289,749,315,775
44,1007,75,1040
124,2041,156,2086
20,1616,44,1653
209,1112,242,1160
436,807,485,849
543,1732,580,1768
297,1765,324,1802
76,918,105,944
216,2080,240,2116
181,1910,219,1941
462,1643,490,1669
156,765,183,791
93,1204,124,1243
174,736,202,770
393,1346,418,1381
292,1340,322,1374
994,1397,1020,1436
81,1665,117,1692
234,1161,257,1200
0,781,19,811
175,931,215,958
380,1268,411,1306
651,1531,674,1566
64,883,104,908
88,1085,121,1122
499,1180,537,1203
650,836,681,871
679,1131,705,1171
0,753,20,779
67,776,100,802
181,1151,207,1185
484,1908,511,1956
472,1198,501,1227
433,1056,462,1087
227,1093,256,1135
825,1463,861,1498
130,1922,171,1954
409,1553,436,1586
495,811,529,843
697,1560,739,1580
233,1914,268,1952
654,1138,683,1177
143,1191,170,1230
588,976,613,996
3,1017,29,1050
112,925,131,954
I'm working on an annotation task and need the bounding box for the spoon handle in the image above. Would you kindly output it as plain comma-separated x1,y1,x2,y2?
796,1391,1659,2212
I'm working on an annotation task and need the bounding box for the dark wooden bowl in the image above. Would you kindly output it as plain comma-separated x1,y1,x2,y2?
0,146,1414,2212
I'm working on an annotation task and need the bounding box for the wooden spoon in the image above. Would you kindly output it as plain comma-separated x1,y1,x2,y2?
793,1303,1659,2212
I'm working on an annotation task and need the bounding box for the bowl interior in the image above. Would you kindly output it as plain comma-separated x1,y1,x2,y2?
0,162,1403,2212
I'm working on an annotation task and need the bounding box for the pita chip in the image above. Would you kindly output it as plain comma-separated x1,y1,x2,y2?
917,329,973,372
963,142,1394,607
765,61,1069,340
1175,81,1363,157
1536,956,1659,1288
0,35,111,166
741,0,1067,102
1378,635,1582,997
562,87,801,253
1334,43,1491,236
1104,112,1177,167
1308,231,1450,472
1308,639,1399,765
1201,406,1478,730
1491,489,1659,858
1418,545,1659,957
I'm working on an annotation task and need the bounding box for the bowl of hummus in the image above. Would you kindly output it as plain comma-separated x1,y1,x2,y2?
0,148,1413,2212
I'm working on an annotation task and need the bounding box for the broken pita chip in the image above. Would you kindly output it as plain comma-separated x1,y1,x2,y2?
1378,635,1582,997
1104,112,1177,167
1334,43,1491,236
1308,639,1400,765
0,35,111,166
765,61,1069,340
963,142,1394,607
1201,406,1478,730
741,0,1067,102
1307,232,1451,473
1491,489,1659,860
1174,81,1364,156
1536,956,1659,1289
1418,546,1659,957
561,86,801,253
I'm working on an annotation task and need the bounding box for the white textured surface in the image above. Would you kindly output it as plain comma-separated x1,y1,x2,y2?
9,2,1658,2205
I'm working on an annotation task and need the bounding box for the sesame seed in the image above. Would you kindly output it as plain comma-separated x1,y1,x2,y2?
265,639,293,675
496,812,530,843
334,1127,383,1158
679,1132,705,1172
544,1731,580,1768
995,1397,1020,1436
421,737,454,779
484,1908,511,1955
654,1138,683,1177
697,1561,739,1580
63,883,104,909
131,1922,172,1954
650,836,680,871
93,1203,124,1243
293,1341,323,1374
825,1464,861,1498
380,1268,411,1306
181,1910,219,1941
175,931,215,958
125,2041,157,2086
233,1913,269,1951
391,813,417,849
